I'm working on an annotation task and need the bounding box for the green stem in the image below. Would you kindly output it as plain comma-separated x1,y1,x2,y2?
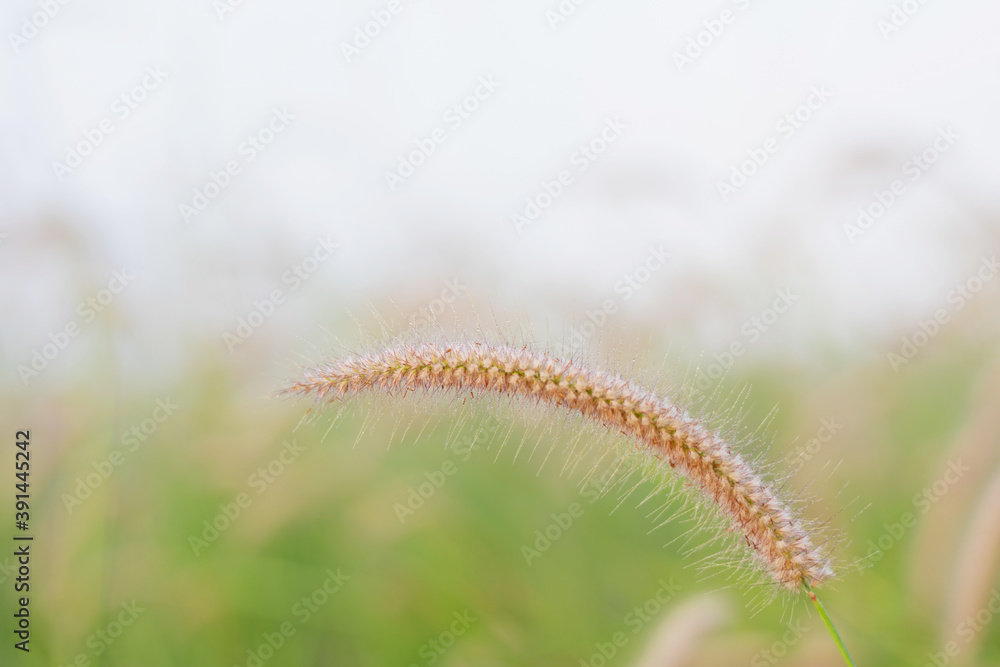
804,584,857,667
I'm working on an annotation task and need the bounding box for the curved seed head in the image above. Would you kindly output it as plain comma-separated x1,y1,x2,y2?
286,341,835,591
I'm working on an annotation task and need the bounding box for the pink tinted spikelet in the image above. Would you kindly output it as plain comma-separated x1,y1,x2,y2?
287,341,834,591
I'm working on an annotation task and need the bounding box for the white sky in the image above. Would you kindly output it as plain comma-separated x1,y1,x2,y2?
2,0,999,387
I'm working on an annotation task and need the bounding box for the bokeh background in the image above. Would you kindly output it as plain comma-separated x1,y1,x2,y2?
2,0,1000,665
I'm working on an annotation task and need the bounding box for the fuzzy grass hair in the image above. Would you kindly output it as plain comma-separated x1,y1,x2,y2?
285,335,858,665
285,339,836,592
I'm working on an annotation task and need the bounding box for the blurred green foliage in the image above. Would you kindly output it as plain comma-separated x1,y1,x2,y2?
4,340,1000,667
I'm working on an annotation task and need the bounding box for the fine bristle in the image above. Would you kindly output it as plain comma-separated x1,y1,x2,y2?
285,340,835,591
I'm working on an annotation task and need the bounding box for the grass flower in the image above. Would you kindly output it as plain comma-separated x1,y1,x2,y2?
286,339,855,665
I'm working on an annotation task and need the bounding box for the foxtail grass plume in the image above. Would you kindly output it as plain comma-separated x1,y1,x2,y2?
286,340,835,592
